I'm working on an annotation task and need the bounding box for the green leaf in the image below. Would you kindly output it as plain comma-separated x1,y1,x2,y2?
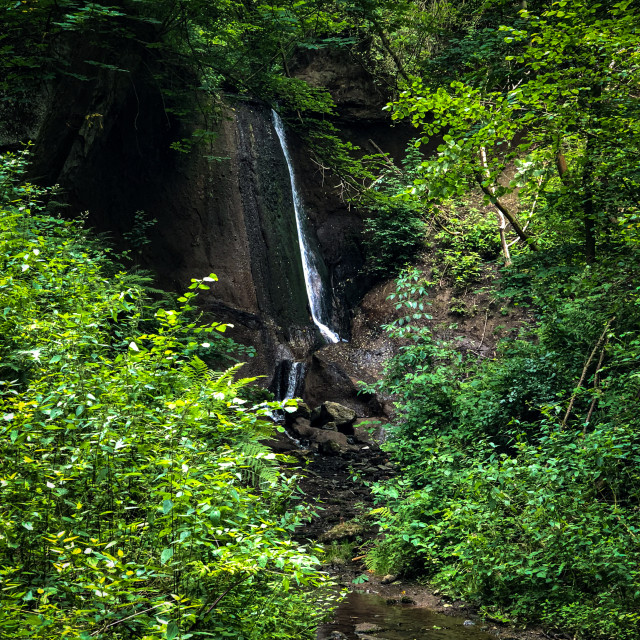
166,621,179,640
161,547,174,565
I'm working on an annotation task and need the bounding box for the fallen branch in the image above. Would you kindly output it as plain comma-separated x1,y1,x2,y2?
583,335,610,432
91,604,164,636
475,175,539,251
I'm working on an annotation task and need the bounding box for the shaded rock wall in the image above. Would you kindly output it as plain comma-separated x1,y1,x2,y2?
22,53,373,382
13,45,411,413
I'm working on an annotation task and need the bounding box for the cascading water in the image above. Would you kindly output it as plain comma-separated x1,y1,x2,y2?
272,360,307,402
272,110,340,344
270,360,306,426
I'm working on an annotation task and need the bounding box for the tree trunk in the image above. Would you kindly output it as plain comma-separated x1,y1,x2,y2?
476,147,538,254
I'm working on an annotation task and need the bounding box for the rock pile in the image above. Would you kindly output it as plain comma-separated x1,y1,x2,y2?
284,400,374,456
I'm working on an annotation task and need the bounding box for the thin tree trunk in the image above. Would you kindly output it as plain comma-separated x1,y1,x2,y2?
562,318,613,429
496,210,512,266
370,17,410,84
477,147,537,254
582,143,597,264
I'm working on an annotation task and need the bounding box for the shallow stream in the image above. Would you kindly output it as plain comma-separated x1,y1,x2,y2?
317,591,497,640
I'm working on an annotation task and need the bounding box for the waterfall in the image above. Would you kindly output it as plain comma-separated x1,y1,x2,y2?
281,360,306,401
272,110,340,344
270,360,306,424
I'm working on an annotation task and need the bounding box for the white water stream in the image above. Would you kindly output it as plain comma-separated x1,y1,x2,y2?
272,110,340,344
282,360,305,400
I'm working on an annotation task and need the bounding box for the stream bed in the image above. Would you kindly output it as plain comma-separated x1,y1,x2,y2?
317,591,497,640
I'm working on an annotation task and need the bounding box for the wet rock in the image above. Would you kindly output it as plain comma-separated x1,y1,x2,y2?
319,439,343,456
380,574,398,585
284,401,311,425
400,596,416,604
463,619,475,626
310,401,357,434
290,417,313,439
314,428,350,455
354,622,385,634
304,350,382,416
264,432,298,453
320,519,367,542
353,421,384,446
289,421,356,456
329,632,348,640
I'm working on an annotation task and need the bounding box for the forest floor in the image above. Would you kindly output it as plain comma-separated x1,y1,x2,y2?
269,429,558,640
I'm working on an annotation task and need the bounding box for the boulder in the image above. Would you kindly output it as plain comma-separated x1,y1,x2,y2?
303,349,382,416
288,421,353,456
310,401,357,434
354,623,386,635
289,418,314,439
284,401,311,426
318,439,343,456
314,429,350,455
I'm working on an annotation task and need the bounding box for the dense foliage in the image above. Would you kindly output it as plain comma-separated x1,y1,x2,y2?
367,247,640,638
362,3,640,638
0,152,336,639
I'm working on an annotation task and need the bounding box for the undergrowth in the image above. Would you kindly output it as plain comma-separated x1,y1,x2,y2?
365,245,640,639
0,150,338,639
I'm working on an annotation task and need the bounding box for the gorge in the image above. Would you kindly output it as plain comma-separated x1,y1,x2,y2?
2,3,640,640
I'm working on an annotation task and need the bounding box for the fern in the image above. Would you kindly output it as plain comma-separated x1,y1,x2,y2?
236,441,280,488
184,355,213,384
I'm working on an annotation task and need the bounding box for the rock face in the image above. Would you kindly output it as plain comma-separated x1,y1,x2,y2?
21,56,367,376
8,43,409,412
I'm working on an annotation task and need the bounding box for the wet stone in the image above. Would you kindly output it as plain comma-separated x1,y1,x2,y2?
310,401,357,434
319,440,343,456
284,401,311,425
317,588,498,640
354,622,385,634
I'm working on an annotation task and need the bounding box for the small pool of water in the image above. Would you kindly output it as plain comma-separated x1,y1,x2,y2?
317,591,496,640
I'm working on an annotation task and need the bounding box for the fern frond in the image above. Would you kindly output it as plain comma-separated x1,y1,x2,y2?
369,507,393,520
184,356,212,384
236,441,281,488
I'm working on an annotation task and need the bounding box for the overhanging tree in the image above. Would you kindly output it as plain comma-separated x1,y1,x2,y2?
387,0,640,264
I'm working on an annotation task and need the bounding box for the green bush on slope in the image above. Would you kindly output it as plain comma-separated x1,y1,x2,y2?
367,255,640,639
0,151,335,639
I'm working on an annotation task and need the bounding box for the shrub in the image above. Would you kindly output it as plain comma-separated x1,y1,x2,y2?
0,151,337,639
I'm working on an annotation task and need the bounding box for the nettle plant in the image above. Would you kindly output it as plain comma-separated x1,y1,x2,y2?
0,151,336,640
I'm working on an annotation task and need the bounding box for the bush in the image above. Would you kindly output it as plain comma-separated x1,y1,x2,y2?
0,151,337,639
367,254,640,639
363,200,427,277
